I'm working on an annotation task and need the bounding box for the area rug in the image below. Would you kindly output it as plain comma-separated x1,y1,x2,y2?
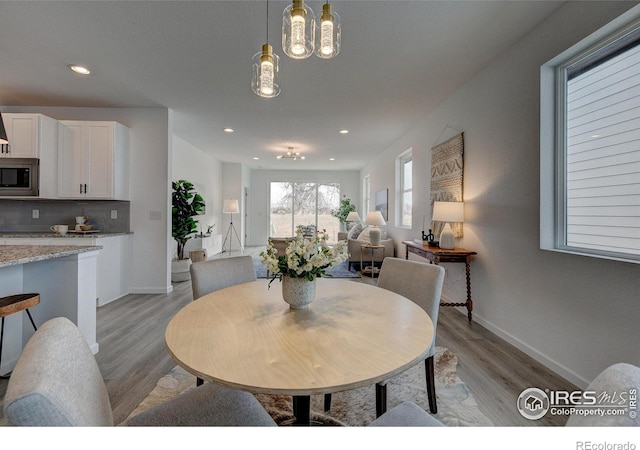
253,257,360,279
126,347,493,426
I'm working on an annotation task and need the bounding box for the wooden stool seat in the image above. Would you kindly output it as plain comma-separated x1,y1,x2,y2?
0,293,40,379
0,294,40,317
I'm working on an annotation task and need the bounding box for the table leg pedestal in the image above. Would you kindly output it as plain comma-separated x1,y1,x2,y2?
375,382,387,417
292,395,311,426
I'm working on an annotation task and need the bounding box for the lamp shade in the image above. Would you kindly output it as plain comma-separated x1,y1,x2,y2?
346,211,361,222
365,211,386,226
223,199,239,214
432,201,464,223
0,112,8,144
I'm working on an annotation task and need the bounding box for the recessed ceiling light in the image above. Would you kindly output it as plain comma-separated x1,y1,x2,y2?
329,158,336,161
253,157,259,160
69,65,91,75
224,128,234,133
339,129,349,134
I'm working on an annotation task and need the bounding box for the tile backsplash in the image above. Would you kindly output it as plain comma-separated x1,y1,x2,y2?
0,199,130,233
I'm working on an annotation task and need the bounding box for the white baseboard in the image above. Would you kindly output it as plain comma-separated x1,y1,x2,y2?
439,294,589,388
128,286,174,294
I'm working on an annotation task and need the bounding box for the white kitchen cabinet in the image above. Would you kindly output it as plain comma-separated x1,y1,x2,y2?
1,113,58,197
57,121,129,199
2,234,132,307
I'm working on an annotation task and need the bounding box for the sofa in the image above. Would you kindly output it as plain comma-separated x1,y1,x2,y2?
338,225,395,271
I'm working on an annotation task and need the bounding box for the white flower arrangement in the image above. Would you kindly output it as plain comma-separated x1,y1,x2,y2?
260,228,349,287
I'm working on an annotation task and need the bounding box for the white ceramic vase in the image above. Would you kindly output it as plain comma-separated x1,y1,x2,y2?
281,276,316,309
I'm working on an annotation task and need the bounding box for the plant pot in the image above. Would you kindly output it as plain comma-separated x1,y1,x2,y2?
171,258,192,282
281,276,316,310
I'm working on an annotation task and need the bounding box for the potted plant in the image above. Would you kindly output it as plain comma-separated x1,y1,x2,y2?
331,195,356,231
171,180,205,282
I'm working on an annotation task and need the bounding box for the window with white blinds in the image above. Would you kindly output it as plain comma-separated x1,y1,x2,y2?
564,28,640,258
541,11,640,264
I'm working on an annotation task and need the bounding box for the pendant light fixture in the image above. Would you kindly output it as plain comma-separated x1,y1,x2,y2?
252,0,281,98
316,1,340,59
0,111,8,144
282,0,315,59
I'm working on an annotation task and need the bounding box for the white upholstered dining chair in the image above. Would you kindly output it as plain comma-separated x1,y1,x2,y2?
2,317,276,426
324,256,445,417
189,255,257,385
375,257,445,415
189,255,257,300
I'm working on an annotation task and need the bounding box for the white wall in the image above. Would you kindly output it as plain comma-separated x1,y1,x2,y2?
4,106,172,294
248,170,359,246
172,135,223,257
361,1,640,387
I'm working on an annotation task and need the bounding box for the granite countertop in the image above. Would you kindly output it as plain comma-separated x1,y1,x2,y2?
0,232,132,238
0,245,102,268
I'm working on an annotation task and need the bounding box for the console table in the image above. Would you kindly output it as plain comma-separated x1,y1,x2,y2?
402,240,477,322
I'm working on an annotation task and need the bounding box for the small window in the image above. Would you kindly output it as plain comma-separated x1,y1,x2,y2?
541,12,640,264
397,150,413,228
363,174,371,218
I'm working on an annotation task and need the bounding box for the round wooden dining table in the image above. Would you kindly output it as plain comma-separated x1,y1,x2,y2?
165,278,434,425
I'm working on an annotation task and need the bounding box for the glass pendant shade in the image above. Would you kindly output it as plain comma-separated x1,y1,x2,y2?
316,3,340,59
252,43,280,98
282,0,315,59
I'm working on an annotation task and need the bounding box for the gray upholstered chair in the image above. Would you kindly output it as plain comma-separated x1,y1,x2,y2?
2,317,276,426
189,255,257,386
368,401,444,427
190,255,257,301
375,257,445,415
566,362,640,427
324,257,445,417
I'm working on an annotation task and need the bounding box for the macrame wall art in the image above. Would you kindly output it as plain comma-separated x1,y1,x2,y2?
430,132,464,238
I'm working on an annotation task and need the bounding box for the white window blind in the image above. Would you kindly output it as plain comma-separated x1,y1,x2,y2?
563,27,640,257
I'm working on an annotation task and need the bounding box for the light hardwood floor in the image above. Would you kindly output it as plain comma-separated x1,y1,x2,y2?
0,247,577,426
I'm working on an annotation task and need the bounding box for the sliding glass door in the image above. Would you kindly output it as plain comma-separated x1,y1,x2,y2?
270,182,341,241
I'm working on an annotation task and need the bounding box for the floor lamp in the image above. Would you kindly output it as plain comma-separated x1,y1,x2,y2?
221,199,244,255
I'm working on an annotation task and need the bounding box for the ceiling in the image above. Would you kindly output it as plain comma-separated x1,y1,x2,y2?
0,0,565,170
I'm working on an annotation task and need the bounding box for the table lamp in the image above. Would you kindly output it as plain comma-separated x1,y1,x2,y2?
346,211,361,224
432,201,464,250
365,211,386,246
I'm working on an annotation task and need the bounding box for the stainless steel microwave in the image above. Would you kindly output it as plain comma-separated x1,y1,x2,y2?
0,158,39,196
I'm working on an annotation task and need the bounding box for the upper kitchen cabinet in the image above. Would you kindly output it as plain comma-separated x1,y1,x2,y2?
1,113,56,159
58,121,129,200
0,113,58,197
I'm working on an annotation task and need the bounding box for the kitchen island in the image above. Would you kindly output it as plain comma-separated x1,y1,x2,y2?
0,244,101,376
1,232,132,306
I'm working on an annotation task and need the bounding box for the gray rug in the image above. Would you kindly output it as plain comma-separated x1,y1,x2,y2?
253,257,360,279
127,347,493,427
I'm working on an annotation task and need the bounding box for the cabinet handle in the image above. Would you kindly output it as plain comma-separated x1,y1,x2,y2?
80,184,83,194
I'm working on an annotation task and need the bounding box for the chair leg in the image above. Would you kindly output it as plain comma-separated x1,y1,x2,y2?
25,309,38,331
425,355,437,414
0,317,7,380
324,393,332,411
375,382,387,417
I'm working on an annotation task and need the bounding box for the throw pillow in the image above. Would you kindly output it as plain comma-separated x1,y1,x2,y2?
358,226,371,242
347,223,363,240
